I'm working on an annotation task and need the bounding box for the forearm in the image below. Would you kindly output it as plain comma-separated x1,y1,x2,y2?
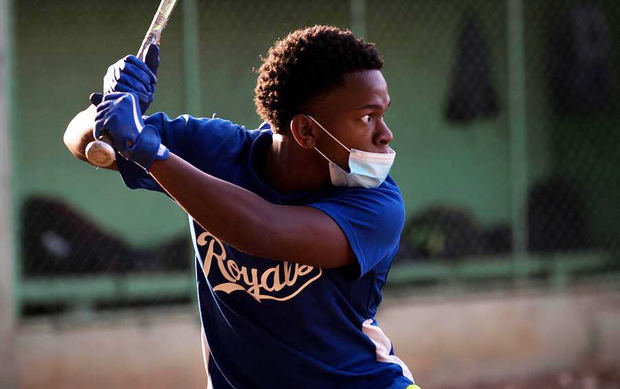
148,153,276,257
64,105,96,160
88,88,353,266
148,153,355,267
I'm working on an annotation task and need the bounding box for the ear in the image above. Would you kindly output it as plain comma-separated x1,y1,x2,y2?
289,114,318,149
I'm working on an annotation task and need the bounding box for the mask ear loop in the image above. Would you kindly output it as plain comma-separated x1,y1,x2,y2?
305,115,351,153
313,145,336,164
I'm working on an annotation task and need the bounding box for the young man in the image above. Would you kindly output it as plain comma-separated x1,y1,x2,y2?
65,25,418,389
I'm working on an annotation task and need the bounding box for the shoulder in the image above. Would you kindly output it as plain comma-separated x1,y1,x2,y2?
145,113,249,139
144,113,258,161
309,177,405,277
310,176,405,243
315,177,405,223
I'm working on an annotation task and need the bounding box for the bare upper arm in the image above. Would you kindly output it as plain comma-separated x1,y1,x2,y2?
257,204,356,269
64,104,118,171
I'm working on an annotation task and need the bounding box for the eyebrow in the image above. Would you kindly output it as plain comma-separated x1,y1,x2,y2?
356,101,392,111
355,100,391,111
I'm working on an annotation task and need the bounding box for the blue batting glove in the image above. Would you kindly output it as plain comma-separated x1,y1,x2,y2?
103,44,159,113
93,92,169,171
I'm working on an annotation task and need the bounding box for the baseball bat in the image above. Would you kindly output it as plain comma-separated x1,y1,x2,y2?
85,0,178,168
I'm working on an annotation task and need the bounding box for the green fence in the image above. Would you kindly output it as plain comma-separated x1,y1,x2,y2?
11,0,620,318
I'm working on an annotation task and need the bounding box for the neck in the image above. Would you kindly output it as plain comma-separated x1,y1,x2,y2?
263,132,328,193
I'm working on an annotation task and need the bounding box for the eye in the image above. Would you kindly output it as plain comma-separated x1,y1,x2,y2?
361,115,371,124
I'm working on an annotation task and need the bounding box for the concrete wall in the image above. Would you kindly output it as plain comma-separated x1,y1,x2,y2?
14,286,620,388
17,312,205,389
379,286,620,387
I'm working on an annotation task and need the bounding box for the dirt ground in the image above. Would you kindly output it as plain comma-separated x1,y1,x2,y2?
439,364,620,389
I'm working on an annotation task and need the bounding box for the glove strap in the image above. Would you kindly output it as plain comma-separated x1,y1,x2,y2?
129,124,169,171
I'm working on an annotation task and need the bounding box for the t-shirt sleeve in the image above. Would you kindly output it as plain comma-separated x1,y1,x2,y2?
116,113,250,193
308,179,406,278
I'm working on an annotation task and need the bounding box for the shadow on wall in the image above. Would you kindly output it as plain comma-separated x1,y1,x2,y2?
21,196,191,276
397,205,510,261
397,176,591,261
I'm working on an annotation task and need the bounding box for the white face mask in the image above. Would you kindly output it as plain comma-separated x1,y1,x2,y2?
305,115,396,188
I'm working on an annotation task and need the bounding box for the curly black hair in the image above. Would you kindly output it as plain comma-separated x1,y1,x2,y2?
254,25,383,133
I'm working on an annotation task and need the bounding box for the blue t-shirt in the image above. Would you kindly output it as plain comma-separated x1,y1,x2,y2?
116,113,415,389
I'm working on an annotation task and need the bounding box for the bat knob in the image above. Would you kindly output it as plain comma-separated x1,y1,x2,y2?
86,140,116,168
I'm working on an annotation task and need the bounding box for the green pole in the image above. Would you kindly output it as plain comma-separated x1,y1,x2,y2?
4,0,19,322
183,0,201,115
507,0,529,279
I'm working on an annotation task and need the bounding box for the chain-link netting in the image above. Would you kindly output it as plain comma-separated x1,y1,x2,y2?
524,0,620,255
15,0,192,316
13,0,620,316
378,0,620,264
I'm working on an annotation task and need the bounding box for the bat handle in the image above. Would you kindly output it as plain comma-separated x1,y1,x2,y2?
86,135,116,168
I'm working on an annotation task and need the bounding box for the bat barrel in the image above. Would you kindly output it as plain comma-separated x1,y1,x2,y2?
137,0,178,60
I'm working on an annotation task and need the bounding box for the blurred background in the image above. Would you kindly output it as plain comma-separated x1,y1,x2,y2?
1,0,620,388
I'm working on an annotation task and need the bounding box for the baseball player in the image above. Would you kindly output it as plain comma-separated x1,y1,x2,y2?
64,25,419,389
